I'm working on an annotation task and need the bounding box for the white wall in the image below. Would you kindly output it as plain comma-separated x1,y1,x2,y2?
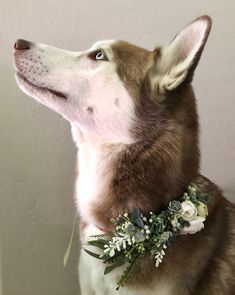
0,1,234,294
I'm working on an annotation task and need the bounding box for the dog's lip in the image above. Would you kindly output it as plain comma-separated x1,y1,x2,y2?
47,88,67,99
16,72,68,100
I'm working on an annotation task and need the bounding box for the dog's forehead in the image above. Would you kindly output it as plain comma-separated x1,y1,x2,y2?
90,39,116,51
89,39,152,65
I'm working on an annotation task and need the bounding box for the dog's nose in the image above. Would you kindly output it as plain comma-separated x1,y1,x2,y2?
14,39,31,50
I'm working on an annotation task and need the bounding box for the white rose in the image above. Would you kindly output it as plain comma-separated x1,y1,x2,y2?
181,216,205,235
181,200,197,221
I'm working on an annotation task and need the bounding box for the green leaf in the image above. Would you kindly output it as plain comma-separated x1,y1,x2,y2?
84,248,102,260
87,239,108,250
104,256,125,275
104,252,123,263
116,253,141,290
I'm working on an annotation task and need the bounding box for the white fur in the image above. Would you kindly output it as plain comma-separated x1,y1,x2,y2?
75,140,122,228
15,40,135,145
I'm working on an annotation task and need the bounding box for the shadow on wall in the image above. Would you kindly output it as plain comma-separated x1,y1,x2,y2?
224,188,235,202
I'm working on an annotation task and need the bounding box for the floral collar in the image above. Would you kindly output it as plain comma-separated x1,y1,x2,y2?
85,184,209,290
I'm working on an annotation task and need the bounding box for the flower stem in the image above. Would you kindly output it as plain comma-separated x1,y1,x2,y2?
116,252,141,290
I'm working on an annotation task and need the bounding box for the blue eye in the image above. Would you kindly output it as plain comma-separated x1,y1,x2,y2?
95,51,105,60
88,49,108,61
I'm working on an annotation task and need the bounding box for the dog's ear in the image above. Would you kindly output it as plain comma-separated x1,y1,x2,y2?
151,16,212,97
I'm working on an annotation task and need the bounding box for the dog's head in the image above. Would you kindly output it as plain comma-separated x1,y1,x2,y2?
14,16,211,145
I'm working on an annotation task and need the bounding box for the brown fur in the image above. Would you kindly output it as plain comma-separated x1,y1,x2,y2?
80,17,235,294
14,15,234,294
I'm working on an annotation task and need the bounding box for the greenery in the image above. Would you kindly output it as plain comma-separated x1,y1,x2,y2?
85,184,209,290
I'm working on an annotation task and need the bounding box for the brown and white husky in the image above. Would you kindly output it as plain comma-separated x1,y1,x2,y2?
14,15,235,294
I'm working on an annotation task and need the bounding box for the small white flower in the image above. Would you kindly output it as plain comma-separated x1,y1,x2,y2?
141,229,145,234
181,200,198,221
181,216,205,235
123,240,126,249
109,248,115,257
149,218,153,223
146,230,150,235
155,257,163,268
116,243,121,252
143,217,147,222
146,235,149,240
144,225,149,230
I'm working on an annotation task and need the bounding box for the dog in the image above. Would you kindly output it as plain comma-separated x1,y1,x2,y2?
14,15,235,294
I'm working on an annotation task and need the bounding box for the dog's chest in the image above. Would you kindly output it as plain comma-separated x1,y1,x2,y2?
79,225,173,295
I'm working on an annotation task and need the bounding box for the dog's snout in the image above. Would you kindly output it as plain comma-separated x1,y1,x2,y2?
14,39,32,50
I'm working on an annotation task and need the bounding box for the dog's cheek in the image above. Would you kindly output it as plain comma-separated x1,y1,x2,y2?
92,97,135,143
68,70,136,143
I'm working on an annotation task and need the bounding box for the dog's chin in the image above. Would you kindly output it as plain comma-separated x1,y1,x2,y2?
15,73,68,102
15,72,81,125
15,73,47,100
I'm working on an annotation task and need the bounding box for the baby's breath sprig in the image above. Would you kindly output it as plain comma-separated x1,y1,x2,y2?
85,183,209,290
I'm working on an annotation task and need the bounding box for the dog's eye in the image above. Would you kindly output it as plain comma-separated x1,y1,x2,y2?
95,51,105,60
88,50,108,61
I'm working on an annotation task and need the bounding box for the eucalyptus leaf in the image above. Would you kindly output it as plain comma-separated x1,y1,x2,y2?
131,208,144,228
126,223,135,234
131,208,140,218
134,231,145,242
84,248,102,260
134,217,144,228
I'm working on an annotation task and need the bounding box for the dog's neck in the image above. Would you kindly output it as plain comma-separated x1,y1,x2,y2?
74,136,124,231
72,118,199,231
